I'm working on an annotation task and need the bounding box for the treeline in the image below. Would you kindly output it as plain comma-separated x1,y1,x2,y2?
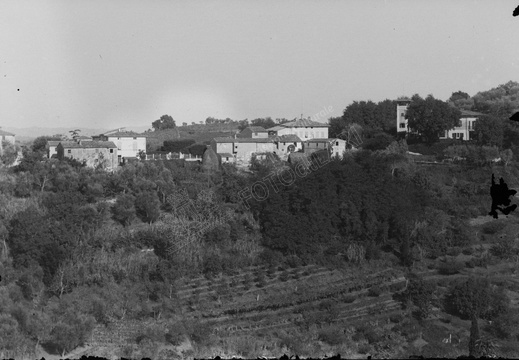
329,81,519,153
248,146,517,266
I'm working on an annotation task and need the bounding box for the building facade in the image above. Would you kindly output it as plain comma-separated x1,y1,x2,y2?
303,138,348,158
267,119,329,140
0,129,15,145
57,141,118,170
439,110,482,140
211,136,305,164
396,99,482,141
237,126,269,138
93,128,146,162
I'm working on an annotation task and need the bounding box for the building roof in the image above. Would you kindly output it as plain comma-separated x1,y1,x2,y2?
280,119,330,128
305,138,334,143
267,125,286,132
103,131,146,138
213,137,275,143
0,129,15,136
273,134,302,142
305,138,344,143
218,153,234,158
60,141,117,149
460,110,484,117
47,141,64,147
244,126,267,133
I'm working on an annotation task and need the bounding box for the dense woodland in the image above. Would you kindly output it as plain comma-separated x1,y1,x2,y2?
1,82,519,357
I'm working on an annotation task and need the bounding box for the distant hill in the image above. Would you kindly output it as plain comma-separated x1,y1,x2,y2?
1,125,152,141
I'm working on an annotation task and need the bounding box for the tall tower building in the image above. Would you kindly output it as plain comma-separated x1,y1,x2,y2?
396,98,411,134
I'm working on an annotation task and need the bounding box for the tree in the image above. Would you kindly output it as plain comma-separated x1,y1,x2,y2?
111,194,137,226
405,94,462,144
135,192,161,224
31,135,62,154
152,115,176,131
69,129,81,141
402,275,437,320
162,139,196,153
449,91,470,102
0,140,19,166
473,115,504,147
251,117,276,129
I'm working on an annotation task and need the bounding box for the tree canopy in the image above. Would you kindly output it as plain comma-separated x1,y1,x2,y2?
152,115,176,131
405,94,461,144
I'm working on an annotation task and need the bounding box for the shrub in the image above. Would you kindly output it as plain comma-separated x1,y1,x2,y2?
343,294,356,304
482,221,503,235
242,273,253,290
446,246,462,257
317,327,346,346
279,269,290,282
438,260,464,275
490,239,517,259
357,343,370,354
368,285,382,297
389,314,404,323
462,247,474,255
465,259,476,268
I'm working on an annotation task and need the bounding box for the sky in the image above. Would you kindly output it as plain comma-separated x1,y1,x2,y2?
1,0,519,130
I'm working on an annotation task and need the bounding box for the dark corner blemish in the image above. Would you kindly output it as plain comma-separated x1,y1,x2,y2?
510,111,519,121
514,5,519,16
489,173,517,218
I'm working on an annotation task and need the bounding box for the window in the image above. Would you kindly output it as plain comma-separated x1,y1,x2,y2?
401,112,405,117
110,149,114,153
305,131,308,138
67,149,71,154
254,132,257,136
133,141,138,151
336,141,339,146
399,123,406,128
133,137,137,140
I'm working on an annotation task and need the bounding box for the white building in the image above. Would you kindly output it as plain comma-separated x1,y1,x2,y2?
267,118,329,140
439,110,483,141
93,128,146,163
396,99,482,141
303,138,348,158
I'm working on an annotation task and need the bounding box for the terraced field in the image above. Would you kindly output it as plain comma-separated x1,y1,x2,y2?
85,263,407,353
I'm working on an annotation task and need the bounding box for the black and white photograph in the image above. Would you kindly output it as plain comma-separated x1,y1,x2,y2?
1,0,519,359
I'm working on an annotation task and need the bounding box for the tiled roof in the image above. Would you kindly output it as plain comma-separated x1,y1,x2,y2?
213,137,274,143
245,126,267,132
104,131,146,137
267,126,286,132
305,138,335,143
218,153,234,158
460,110,484,117
273,134,302,142
0,129,15,136
60,141,117,149
280,119,330,128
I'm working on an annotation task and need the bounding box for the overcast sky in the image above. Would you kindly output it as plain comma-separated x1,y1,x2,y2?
1,0,518,130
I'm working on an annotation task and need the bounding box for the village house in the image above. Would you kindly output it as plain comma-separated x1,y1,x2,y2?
267,118,329,140
57,140,118,170
0,129,15,145
303,138,348,158
439,110,483,141
93,128,146,163
396,98,482,141
211,134,303,163
236,126,269,138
